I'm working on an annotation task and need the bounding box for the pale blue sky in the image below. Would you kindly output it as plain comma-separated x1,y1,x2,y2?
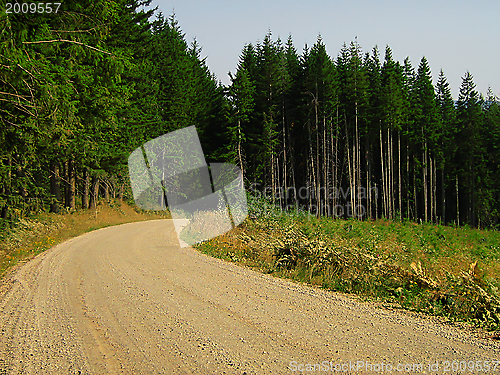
149,0,499,99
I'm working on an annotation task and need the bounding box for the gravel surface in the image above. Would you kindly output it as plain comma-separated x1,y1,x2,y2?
0,219,499,374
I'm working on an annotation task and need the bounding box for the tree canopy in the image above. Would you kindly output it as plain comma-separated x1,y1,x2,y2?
1,4,499,229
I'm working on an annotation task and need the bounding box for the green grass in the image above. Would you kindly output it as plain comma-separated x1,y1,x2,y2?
195,197,500,332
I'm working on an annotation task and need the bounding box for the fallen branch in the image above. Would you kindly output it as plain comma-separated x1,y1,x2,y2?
22,39,112,55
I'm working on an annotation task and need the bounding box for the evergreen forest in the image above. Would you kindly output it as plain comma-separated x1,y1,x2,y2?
1,0,500,230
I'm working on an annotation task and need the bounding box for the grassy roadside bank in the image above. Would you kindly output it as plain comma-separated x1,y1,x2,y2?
2,195,499,334
194,197,500,333
0,200,170,278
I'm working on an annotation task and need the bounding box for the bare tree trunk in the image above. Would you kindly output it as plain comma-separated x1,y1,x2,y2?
118,182,124,202
62,161,68,207
429,156,433,222
413,160,417,221
355,101,361,218
238,118,244,181
281,98,286,208
432,156,437,222
346,119,353,218
82,168,89,209
89,177,99,210
456,175,459,226
315,84,320,217
103,179,110,202
16,164,27,200
398,131,402,221
323,113,328,216
288,118,298,210
1,156,12,219
379,127,385,218
306,119,310,211
442,168,445,224
388,128,393,220
50,161,61,213
406,138,410,220
366,136,371,220
423,140,428,222
434,158,438,222
271,130,277,207
69,160,76,209
331,118,335,216
333,109,339,215
471,156,476,227
64,160,75,210
112,177,116,199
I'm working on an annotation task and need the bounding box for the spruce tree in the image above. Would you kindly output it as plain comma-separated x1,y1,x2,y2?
410,57,439,222
435,69,456,223
456,71,482,226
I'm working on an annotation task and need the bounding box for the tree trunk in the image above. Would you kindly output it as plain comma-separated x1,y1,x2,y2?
288,118,298,210
118,182,124,202
429,156,433,222
50,161,61,213
82,168,89,209
333,109,339,215
270,123,276,206
330,118,335,217
423,140,428,222
413,159,417,221
433,157,437,222
1,156,12,219
366,136,372,220
398,131,402,221
315,84,320,217
355,100,361,218
471,155,476,227
16,165,27,200
323,113,328,216
388,128,393,220
238,118,244,182
69,160,76,209
441,168,445,224
456,175,459,226
103,180,110,202
89,177,99,210
379,127,385,218
64,160,75,210
406,138,410,220
346,119,353,218
281,95,286,208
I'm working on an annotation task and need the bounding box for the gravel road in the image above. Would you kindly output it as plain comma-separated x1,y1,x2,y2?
0,219,498,374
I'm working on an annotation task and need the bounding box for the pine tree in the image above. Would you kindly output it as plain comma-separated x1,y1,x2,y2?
364,46,382,219
411,56,439,222
227,68,255,179
435,69,456,224
381,46,405,220
480,88,500,227
456,71,482,226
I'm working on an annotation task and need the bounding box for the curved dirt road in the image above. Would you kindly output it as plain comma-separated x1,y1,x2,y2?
0,220,498,374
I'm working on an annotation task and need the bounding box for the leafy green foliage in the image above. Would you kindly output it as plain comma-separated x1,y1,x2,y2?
0,4,226,224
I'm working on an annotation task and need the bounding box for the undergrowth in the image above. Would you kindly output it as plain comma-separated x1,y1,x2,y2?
196,195,500,332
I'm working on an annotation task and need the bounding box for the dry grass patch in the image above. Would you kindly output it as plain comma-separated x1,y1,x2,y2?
196,209,500,332
0,200,170,278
